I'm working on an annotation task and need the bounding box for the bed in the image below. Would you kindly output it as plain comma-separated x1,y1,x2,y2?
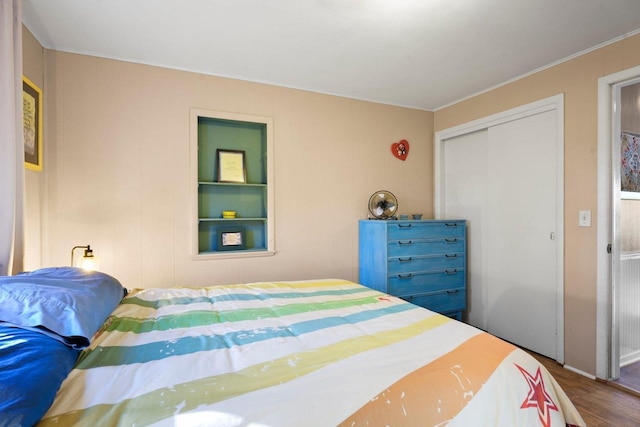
0,269,585,426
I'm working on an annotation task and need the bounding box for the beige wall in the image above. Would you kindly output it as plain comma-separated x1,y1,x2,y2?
620,199,640,253
41,51,434,289
435,33,640,376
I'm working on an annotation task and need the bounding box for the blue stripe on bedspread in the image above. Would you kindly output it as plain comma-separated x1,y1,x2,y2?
77,302,418,368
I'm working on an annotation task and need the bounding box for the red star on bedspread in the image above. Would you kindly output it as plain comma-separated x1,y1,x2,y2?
515,364,559,427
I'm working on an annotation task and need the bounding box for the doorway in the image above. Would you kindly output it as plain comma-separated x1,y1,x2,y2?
435,95,565,362
596,65,640,388
616,82,640,392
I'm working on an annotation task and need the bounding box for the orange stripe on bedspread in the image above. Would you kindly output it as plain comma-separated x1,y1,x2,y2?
339,332,515,426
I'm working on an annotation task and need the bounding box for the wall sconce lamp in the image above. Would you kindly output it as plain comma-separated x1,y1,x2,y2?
70,244,100,271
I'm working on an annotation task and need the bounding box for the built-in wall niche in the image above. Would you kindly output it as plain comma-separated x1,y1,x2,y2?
190,109,274,258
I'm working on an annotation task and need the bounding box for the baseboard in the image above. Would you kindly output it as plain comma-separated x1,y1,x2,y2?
620,350,640,367
563,364,596,380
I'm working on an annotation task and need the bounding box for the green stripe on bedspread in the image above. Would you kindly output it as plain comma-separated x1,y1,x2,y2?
105,295,382,334
76,302,418,368
122,285,373,309
40,313,450,426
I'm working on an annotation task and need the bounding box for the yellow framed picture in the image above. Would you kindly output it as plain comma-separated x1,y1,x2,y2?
217,149,246,183
23,76,43,171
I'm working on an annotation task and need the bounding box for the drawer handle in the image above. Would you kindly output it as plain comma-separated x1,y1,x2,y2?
398,240,413,245
446,290,460,295
444,238,458,243
398,224,413,228
398,257,413,262
445,254,458,259
398,274,413,279
445,223,458,227
444,269,458,274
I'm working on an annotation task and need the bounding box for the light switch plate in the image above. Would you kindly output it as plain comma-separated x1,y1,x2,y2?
579,210,591,227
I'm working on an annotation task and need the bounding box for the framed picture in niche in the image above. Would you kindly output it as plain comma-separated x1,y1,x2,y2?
218,226,247,251
23,76,43,171
217,149,246,183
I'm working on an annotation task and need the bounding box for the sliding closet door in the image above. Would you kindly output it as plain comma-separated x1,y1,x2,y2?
443,129,489,329
486,110,558,360
442,108,560,360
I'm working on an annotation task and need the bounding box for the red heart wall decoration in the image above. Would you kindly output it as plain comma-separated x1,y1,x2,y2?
391,139,409,161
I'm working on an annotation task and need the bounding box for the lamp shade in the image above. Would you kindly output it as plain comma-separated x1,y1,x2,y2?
78,253,100,271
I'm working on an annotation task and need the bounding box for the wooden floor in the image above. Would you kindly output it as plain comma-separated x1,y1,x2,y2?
528,351,640,426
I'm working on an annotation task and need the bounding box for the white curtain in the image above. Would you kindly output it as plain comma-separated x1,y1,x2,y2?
0,0,25,275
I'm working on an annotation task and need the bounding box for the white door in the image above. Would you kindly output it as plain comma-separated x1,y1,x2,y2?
443,130,489,329
442,107,561,360
485,110,558,359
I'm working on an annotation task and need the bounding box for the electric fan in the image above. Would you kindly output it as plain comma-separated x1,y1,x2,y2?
368,190,398,219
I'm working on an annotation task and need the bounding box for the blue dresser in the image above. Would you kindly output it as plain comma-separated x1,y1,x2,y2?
359,219,467,320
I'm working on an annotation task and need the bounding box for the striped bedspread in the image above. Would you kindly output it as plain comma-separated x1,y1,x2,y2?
39,279,585,426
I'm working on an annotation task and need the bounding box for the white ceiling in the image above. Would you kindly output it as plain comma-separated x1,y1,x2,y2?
22,0,640,111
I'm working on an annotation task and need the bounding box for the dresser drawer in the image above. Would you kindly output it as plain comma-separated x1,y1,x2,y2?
402,288,466,313
359,219,467,318
388,221,465,240
388,253,465,274
388,238,465,257
388,269,465,296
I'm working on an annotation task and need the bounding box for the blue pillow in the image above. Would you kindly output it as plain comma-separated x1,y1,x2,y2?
0,326,80,426
0,267,126,349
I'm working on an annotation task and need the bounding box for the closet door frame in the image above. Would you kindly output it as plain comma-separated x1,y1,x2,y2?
434,94,565,363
